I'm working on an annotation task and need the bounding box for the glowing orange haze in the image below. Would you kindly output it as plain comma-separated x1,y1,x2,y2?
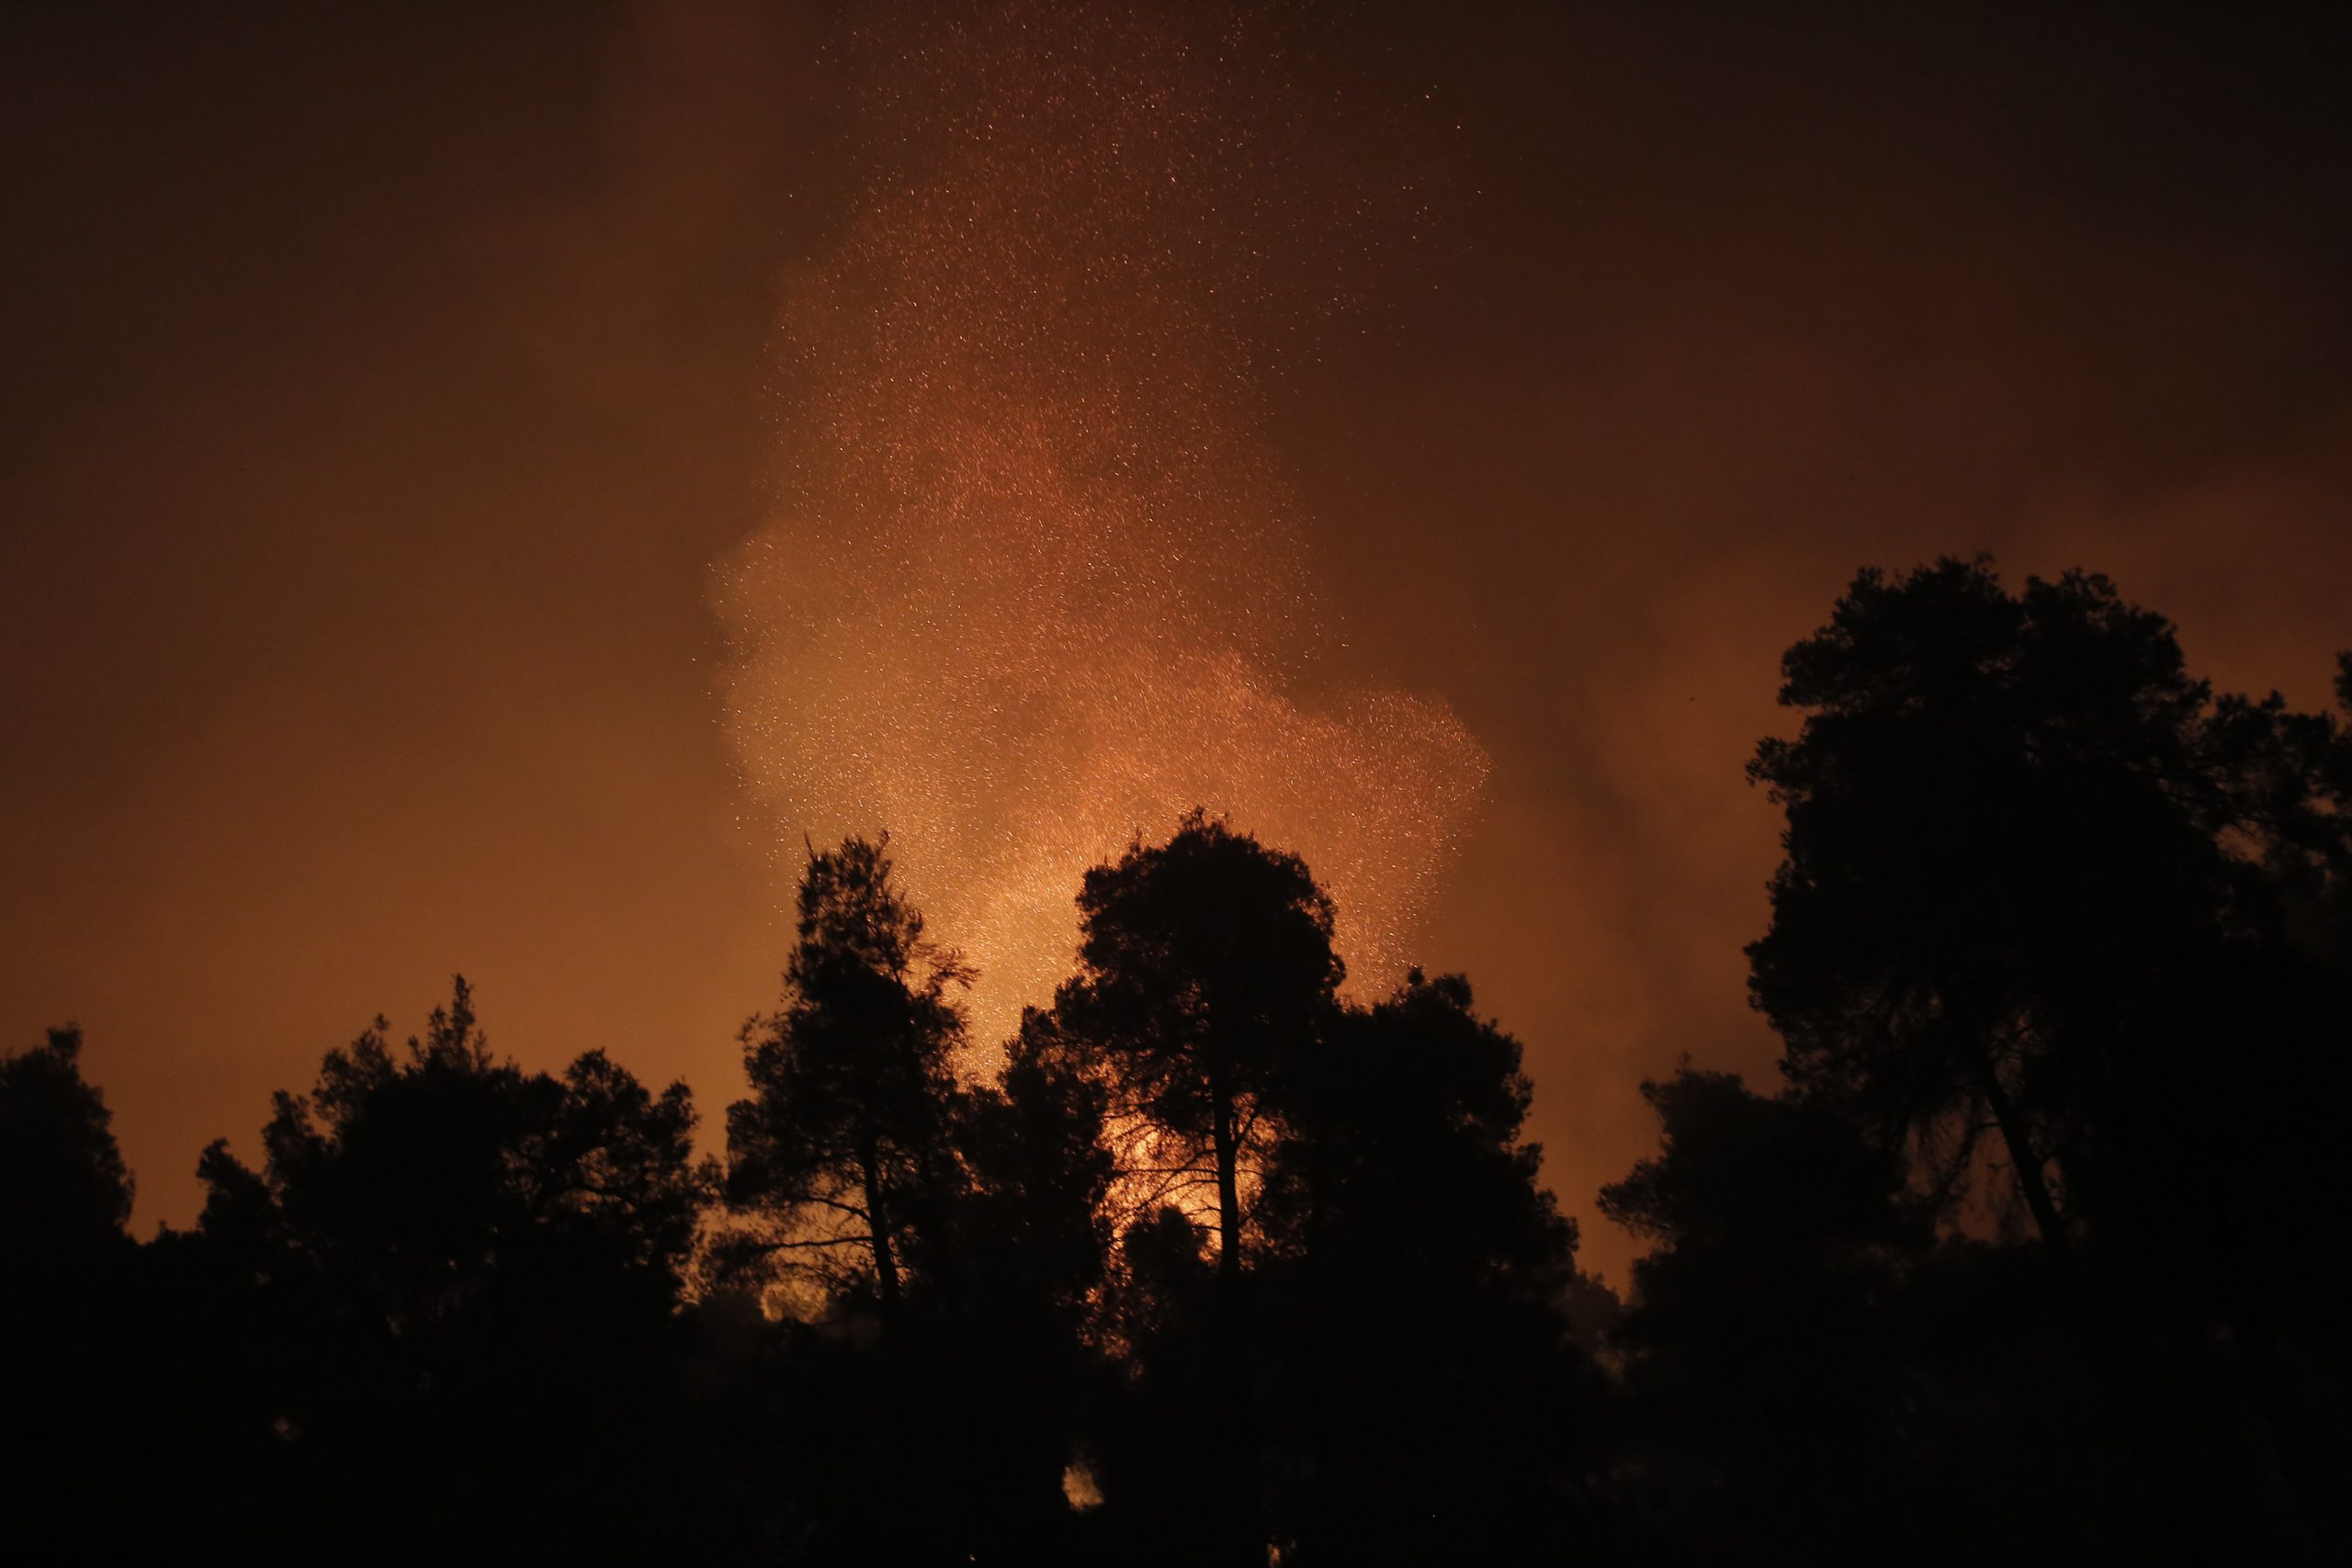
714,3,1487,1044
4,2,2348,1288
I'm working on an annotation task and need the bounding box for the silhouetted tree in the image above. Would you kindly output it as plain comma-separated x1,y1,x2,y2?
1746,557,2352,1558
2145,650,2352,1552
1256,971,1602,1566
1057,811,1343,1285
0,1026,138,1548
1088,1203,1232,1568
1748,559,2227,1267
170,978,716,1563
0,1024,132,1258
943,1009,1119,1562
1600,1068,1925,1562
1055,812,1343,1564
15,561,2345,1566
725,835,970,1326
245,978,708,1308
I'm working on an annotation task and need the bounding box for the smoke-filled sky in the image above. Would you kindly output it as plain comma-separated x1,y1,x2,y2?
716,4,1490,1044
6,0,2348,1284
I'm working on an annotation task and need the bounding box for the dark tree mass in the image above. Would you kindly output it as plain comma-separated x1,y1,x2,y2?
9,0,2352,1562
2,559,2345,1564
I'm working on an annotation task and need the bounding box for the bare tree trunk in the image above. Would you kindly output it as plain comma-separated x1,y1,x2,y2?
861,1140,902,1326
1211,1064,1243,1285
1207,1053,1261,1566
903,1033,956,1303
1973,1057,2075,1280
1973,1055,2210,1551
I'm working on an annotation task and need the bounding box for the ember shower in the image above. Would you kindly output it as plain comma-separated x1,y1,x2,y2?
713,3,1487,1042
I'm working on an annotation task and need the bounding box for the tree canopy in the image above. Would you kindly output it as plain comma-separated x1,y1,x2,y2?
2,557,2346,1565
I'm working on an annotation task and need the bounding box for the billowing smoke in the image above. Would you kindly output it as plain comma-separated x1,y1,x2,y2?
712,2,1487,1042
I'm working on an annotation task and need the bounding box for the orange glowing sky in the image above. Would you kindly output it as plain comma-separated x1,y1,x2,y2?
714,4,1487,1043
5,1,2349,1284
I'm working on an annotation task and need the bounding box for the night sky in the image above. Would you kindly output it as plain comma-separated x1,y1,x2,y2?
6,0,2349,1284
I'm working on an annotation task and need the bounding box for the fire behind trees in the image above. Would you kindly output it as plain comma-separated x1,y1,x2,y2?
3,559,2347,1566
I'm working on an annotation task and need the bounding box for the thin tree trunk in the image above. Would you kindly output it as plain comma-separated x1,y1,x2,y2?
1207,1053,1261,1566
904,1040,956,1303
861,1140,902,1326
1973,1055,2207,1551
1211,1065,1243,1285
1973,1057,2075,1280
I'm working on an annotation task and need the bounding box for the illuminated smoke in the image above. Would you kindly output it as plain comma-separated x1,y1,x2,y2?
712,2,1488,1043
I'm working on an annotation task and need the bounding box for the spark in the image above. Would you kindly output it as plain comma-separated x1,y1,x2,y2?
712,2,1487,1044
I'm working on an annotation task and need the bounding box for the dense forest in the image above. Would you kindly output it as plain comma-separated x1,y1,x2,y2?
5,559,2347,1566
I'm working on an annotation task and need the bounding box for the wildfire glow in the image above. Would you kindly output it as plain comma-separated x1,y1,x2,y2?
712,2,1488,1043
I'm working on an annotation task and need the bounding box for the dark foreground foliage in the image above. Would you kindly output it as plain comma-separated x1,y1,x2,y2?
3,559,2346,1565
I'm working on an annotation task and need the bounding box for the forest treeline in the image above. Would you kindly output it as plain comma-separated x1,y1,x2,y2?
5,558,2348,1566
